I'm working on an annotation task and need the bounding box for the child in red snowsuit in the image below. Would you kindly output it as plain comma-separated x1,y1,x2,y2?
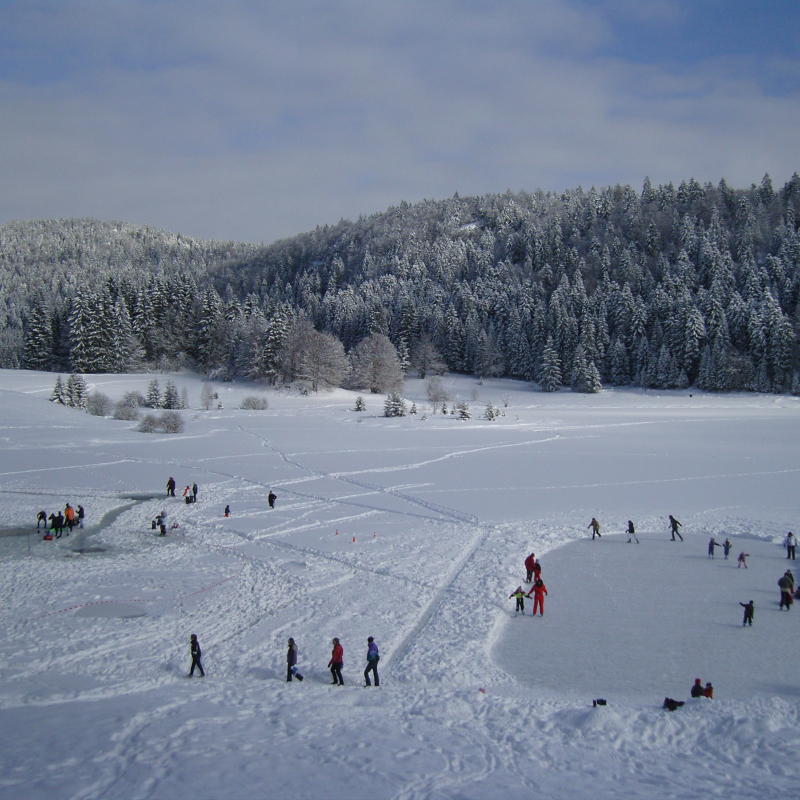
527,578,548,616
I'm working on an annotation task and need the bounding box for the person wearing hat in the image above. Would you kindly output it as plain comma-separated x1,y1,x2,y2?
690,678,704,698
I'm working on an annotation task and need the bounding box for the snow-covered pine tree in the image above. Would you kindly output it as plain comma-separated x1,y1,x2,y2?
354,396,366,411
66,373,87,409
383,392,407,417
147,379,162,408
51,375,67,404
162,380,180,409
456,401,471,420
539,337,562,392
23,294,53,371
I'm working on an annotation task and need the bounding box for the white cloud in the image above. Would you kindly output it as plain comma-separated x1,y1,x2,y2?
0,1,797,242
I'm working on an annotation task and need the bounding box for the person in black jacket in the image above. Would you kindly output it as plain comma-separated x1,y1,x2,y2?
739,600,754,626
37,510,47,529
189,634,205,677
286,638,303,682
690,678,704,698
167,477,176,497
268,490,277,509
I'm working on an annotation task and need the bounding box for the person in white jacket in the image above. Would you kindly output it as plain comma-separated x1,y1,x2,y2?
784,532,797,561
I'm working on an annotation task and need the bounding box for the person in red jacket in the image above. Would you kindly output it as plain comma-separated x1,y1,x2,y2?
527,578,548,616
328,638,344,685
532,560,542,582
524,553,535,582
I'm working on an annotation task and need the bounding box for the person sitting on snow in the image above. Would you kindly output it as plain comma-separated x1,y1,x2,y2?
690,679,705,698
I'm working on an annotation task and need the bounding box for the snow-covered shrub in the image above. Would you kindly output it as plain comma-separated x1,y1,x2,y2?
137,411,184,433
384,392,407,417
137,413,158,432
123,390,146,408
240,396,269,410
87,392,112,417
409,401,417,415
353,396,366,412
484,402,499,420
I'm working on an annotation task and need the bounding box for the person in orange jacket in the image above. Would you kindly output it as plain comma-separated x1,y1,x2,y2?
703,682,713,698
64,504,75,533
328,638,344,685
527,578,548,616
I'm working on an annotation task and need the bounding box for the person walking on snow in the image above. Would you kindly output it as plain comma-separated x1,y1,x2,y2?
784,532,797,560
669,515,683,541
528,578,548,616
189,634,205,677
524,552,536,582
737,552,749,569
740,600,754,626
77,505,85,528
627,521,639,543
778,573,793,610
167,477,176,497
509,586,526,616
723,538,732,559
224,505,230,517
364,637,379,687
64,504,75,533
589,518,601,539
192,483,198,502
36,510,46,529
286,638,303,682
708,537,722,558
183,485,192,500
268,490,277,509
328,638,344,685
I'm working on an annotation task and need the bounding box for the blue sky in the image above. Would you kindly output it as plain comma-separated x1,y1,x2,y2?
0,1,797,243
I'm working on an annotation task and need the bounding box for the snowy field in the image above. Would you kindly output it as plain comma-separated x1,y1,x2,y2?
0,369,799,800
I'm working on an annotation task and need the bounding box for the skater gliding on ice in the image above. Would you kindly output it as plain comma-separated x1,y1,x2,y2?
739,600,754,626
627,521,639,543
189,634,205,677
268,490,277,509
669,515,683,541
738,552,749,569
588,518,601,539
723,538,732,559
364,637,379,687
708,537,721,558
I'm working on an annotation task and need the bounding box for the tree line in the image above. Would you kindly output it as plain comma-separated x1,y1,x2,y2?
5,172,800,393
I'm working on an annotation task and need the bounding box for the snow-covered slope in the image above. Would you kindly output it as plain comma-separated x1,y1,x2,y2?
0,371,798,799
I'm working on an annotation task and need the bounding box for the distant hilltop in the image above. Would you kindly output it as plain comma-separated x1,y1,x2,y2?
2,172,800,395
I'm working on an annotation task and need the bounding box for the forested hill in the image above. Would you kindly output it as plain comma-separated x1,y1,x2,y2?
5,172,800,394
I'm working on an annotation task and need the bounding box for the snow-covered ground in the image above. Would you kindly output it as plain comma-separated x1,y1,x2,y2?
0,369,798,800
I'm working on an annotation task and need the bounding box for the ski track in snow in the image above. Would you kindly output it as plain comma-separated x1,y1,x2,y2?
0,375,799,798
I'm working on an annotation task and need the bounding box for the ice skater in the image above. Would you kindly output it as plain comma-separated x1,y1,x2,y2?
737,552,749,569
739,600,754,626
287,638,303,682
784,532,797,560
527,578,548,616
268,490,277,509
328,638,344,685
189,634,205,677
626,521,639,543
364,636,379,687
723,538,732,559
669,515,683,541
778,573,793,610
588,518,601,539
509,586,526,616
708,537,721,558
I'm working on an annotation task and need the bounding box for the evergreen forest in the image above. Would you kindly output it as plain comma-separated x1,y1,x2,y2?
4,172,800,394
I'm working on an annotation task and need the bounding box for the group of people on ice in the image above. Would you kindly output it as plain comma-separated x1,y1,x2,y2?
38,503,84,539
511,552,547,616
186,633,381,687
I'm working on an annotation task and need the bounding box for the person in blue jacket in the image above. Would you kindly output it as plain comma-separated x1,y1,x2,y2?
364,636,380,687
